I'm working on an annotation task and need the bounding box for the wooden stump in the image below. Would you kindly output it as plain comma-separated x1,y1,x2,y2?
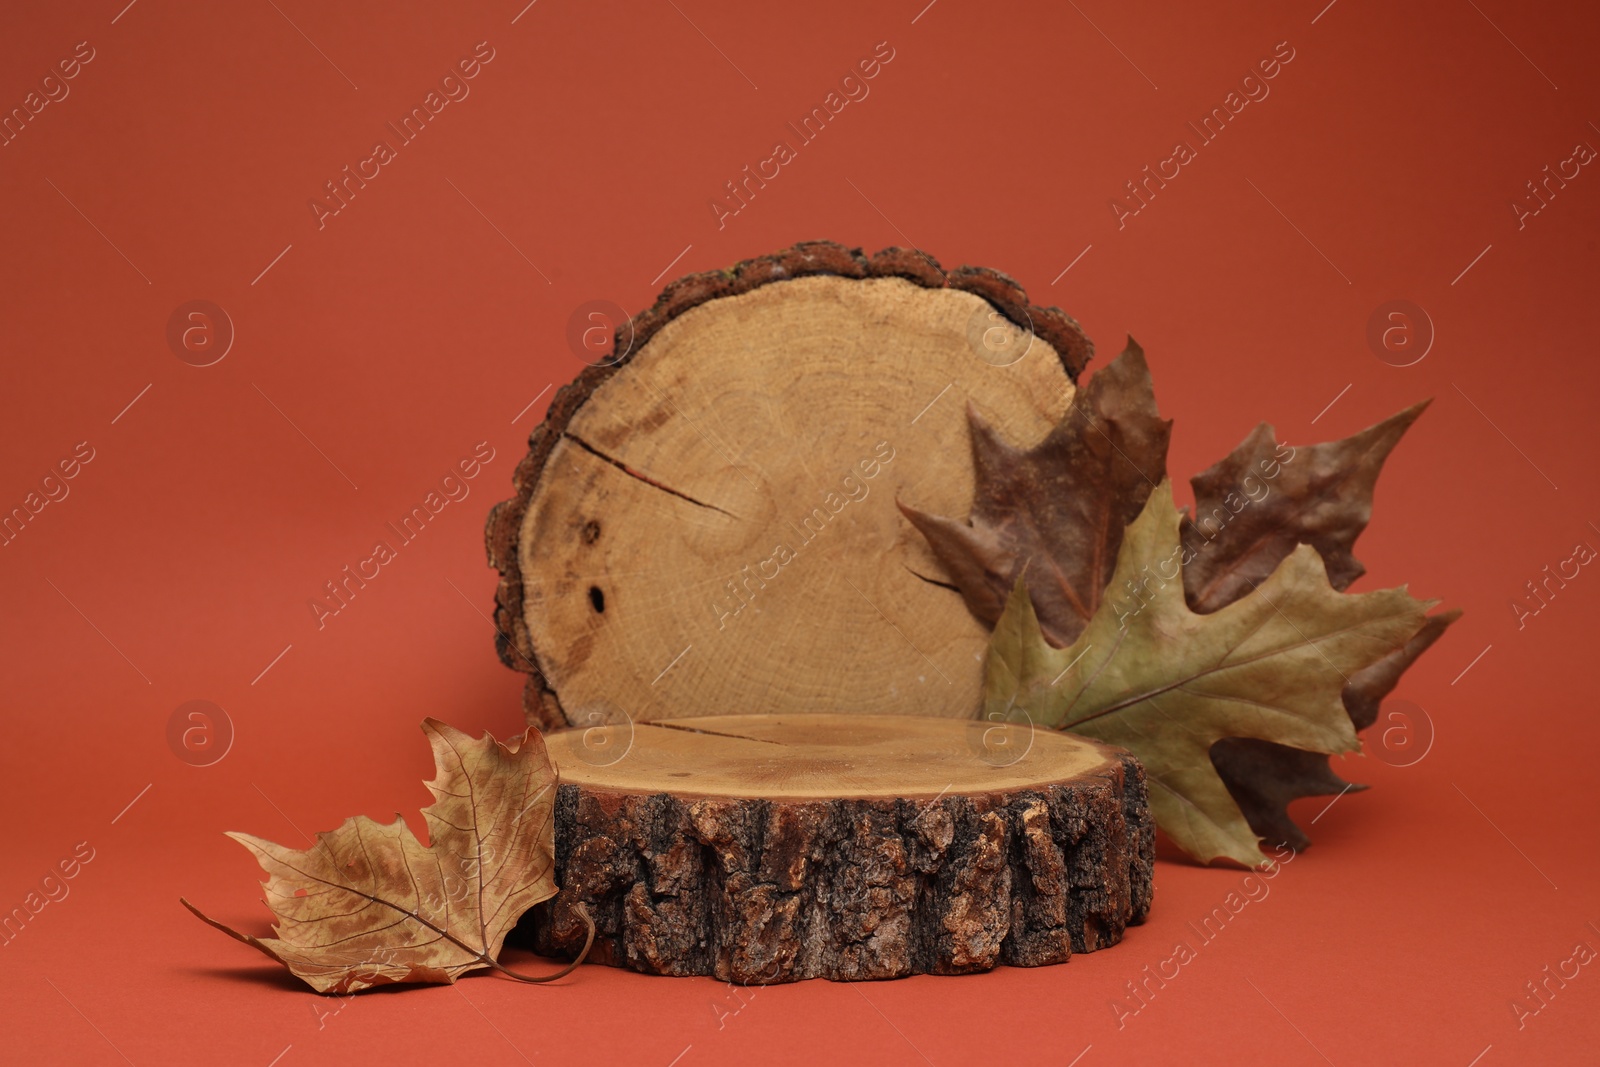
519,714,1153,983
485,241,1092,731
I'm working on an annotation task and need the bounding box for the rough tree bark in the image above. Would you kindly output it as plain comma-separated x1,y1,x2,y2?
517,714,1153,983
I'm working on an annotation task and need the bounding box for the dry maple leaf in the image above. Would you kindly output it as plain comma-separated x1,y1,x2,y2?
182,719,591,994
1180,403,1459,847
906,355,1456,852
1181,400,1430,610
1211,610,1460,848
983,482,1436,867
898,340,1171,648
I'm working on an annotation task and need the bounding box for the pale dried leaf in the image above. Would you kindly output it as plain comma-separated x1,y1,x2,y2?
184,719,561,994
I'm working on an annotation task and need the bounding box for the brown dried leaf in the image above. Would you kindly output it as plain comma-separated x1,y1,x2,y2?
1207,740,1360,852
1182,402,1456,849
182,719,584,994
899,341,1171,647
1343,608,1462,731
1181,400,1429,612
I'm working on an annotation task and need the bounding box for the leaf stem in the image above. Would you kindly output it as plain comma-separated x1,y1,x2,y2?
486,904,596,984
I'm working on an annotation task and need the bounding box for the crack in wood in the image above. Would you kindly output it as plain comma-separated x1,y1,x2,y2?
638,721,787,745
563,432,740,518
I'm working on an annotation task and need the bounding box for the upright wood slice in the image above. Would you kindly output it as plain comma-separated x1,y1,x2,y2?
519,714,1154,982
486,242,1093,730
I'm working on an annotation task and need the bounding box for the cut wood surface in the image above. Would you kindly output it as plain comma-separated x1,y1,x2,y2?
486,242,1093,730
518,714,1153,982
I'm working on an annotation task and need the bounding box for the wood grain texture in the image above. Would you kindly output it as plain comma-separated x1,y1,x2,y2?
484,241,1094,730
516,714,1153,982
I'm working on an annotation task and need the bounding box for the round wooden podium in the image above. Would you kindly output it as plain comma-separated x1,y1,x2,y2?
522,714,1153,983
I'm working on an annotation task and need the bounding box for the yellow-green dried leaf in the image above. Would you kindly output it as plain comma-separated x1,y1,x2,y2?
984,481,1435,867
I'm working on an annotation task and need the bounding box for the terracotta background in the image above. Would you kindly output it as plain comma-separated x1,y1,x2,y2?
2,1,1597,1064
